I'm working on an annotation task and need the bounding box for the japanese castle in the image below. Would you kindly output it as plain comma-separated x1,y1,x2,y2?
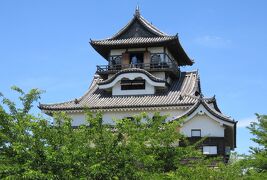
39,8,237,161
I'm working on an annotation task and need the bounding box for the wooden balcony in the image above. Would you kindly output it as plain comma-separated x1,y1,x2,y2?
96,62,180,76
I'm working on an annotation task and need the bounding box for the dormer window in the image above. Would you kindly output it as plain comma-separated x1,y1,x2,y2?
121,78,145,90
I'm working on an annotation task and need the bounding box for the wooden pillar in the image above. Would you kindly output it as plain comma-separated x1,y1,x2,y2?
143,51,150,69
122,53,130,69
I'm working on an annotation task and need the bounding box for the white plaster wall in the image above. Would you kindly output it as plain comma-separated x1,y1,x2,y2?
68,113,87,126
68,109,185,126
67,108,225,138
128,48,146,52
148,47,164,53
102,109,185,124
151,72,166,80
180,114,225,137
110,49,126,56
110,47,163,56
112,80,155,95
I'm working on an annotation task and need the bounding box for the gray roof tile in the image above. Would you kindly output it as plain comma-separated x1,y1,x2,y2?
39,71,212,111
90,36,177,46
172,98,236,123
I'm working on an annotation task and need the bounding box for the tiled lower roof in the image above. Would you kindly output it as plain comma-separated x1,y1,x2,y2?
39,71,211,111
90,36,177,46
172,98,236,124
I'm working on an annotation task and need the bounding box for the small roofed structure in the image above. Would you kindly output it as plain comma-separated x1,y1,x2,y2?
90,8,194,66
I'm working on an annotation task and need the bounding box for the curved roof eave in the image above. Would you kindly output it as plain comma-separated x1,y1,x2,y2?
39,71,200,112
98,68,166,86
171,97,236,124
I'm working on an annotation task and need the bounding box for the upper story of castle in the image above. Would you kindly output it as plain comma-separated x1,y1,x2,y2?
90,7,194,80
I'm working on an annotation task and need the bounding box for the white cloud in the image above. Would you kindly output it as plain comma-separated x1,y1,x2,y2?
194,35,232,48
237,117,257,128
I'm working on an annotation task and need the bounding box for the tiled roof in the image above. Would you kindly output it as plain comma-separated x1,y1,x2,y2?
90,36,177,46
89,10,194,66
90,35,194,66
98,68,166,85
111,13,168,39
39,71,212,111
172,98,236,124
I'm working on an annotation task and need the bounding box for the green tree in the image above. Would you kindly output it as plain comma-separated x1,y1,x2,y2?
245,114,267,178
0,87,244,179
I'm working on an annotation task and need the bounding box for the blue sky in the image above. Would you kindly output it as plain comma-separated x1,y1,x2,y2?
0,0,266,154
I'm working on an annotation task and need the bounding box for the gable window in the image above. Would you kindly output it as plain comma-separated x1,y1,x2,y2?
203,146,217,155
121,78,145,90
191,129,201,137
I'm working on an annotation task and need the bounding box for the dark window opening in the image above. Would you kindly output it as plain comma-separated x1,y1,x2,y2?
191,129,201,137
109,55,122,70
125,117,134,121
130,52,144,67
151,54,161,64
121,79,145,90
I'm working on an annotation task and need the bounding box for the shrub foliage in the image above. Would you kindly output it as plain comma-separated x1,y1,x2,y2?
0,87,265,179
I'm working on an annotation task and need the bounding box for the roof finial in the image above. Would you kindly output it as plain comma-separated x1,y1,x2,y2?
135,5,140,17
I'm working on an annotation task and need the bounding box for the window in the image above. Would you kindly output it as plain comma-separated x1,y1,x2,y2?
191,129,201,137
130,52,144,64
121,79,145,90
151,54,161,64
125,117,134,121
203,146,217,155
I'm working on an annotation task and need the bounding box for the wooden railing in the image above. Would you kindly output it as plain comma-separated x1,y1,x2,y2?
96,62,179,73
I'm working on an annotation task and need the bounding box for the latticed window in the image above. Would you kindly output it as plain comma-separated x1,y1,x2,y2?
121,78,145,90
191,129,201,137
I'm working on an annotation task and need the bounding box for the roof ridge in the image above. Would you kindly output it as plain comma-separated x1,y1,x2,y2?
77,77,100,102
90,36,176,43
39,77,100,108
39,99,74,107
138,15,168,36
201,98,234,121
179,71,199,95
